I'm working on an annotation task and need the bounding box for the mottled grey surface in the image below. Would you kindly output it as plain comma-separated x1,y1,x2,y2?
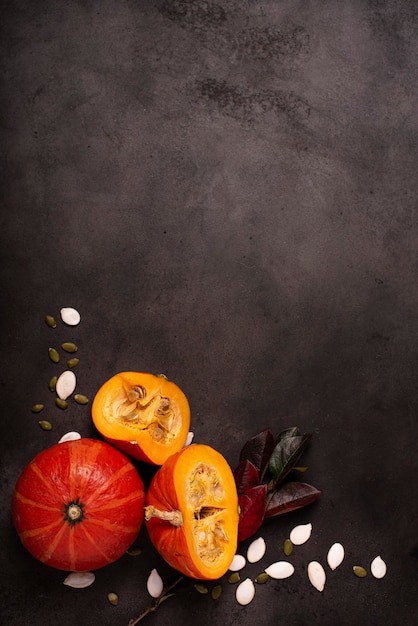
1,1,417,624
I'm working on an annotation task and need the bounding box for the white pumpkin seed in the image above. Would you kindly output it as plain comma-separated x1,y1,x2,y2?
371,555,387,579
58,431,82,444
63,571,95,588
60,307,81,326
327,542,345,570
56,370,77,400
236,578,255,605
147,568,163,598
229,554,246,571
184,431,194,447
289,522,312,545
247,537,266,563
264,561,295,580
307,561,326,592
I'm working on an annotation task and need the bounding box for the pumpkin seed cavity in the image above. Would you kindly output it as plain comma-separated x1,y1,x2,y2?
114,384,179,444
188,463,229,565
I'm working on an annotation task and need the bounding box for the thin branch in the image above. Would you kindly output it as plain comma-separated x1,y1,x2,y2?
128,576,185,625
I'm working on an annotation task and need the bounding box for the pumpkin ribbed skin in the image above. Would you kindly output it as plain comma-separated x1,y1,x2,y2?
12,438,145,571
145,444,239,580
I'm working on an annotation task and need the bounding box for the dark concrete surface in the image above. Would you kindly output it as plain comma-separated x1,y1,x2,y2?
1,1,417,624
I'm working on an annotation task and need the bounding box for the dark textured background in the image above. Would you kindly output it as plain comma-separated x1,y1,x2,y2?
1,1,417,624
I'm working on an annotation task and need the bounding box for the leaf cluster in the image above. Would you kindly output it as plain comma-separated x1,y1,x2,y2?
233,427,321,541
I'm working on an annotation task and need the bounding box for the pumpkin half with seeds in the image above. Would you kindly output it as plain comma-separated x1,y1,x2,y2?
12,438,145,571
91,371,191,465
145,443,239,580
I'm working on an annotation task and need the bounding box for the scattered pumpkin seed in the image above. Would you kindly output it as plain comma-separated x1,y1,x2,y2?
61,341,78,353
60,307,80,326
58,431,82,444
236,578,255,605
184,431,194,447
228,572,240,584
327,542,345,570
67,357,79,368
107,592,119,606
31,404,44,413
48,347,60,363
289,522,312,545
307,561,326,591
74,393,89,405
55,398,68,410
194,583,209,594
147,568,163,598
48,375,58,392
370,555,387,579
126,546,142,557
255,572,270,584
211,584,222,600
56,370,77,400
353,565,367,578
45,314,57,328
229,554,246,571
283,538,293,556
39,420,52,431
63,571,95,588
247,536,266,563
265,561,295,580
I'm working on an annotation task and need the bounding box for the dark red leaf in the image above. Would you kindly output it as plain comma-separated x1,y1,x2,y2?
239,428,275,481
233,459,260,493
238,484,267,542
264,482,321,518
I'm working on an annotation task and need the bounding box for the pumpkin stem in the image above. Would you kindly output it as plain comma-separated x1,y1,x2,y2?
145,505,183,527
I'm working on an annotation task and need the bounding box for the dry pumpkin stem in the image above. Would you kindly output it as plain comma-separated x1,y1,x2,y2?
128,576,184,626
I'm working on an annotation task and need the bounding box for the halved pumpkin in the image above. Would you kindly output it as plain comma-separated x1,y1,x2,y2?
145,444,239,580
91,372,190,465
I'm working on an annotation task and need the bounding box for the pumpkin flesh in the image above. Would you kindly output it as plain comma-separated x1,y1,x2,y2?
91,372,190,465
12,438,145,571
145,444,239,580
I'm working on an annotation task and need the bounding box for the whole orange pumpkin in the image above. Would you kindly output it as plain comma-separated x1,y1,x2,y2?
145,443,239,580
12,438,145,571
91,371,191,465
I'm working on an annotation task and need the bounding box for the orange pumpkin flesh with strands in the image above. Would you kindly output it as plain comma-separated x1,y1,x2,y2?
145,444,239,580
91,372,191,465
12,438,145,572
